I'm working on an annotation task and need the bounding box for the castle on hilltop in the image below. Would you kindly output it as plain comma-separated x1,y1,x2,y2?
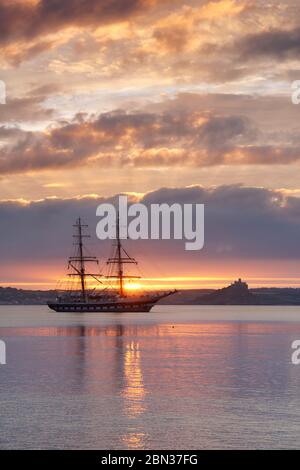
230,278,249,290
197,278,258,305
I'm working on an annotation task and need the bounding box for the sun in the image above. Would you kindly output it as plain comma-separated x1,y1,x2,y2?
124,282,142,291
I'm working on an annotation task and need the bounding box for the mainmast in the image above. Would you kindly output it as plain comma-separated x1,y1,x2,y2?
68,218,101,301
77,218,86,300
106,212,140,297
116,213,124,297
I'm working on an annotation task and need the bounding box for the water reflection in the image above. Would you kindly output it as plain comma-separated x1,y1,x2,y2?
122,431,147,450
121,341,147,448
123,341,146,416
1,322,298,400
1,319,300,449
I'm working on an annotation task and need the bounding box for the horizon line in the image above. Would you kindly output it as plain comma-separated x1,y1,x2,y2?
3,276,300,291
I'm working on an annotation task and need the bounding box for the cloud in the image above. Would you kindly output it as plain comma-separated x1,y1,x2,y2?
1,91,300,175
238,27,300,61
3,39,57,66
0,0,174,66
0,0,294,98
0,96,54,124
0,0,163,46
0,109,255,172
0,0,259,81
0,83,62,124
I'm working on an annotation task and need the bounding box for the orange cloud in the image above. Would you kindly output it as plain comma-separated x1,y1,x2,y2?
200,0,247,19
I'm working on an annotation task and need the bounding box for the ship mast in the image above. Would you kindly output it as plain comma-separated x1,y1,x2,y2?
116,213,124,297
78,217,86,300
106,212,140,297
68,218,102,302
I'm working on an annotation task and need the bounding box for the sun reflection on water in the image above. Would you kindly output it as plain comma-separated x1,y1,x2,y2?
121,340,147,448
123,341,146,416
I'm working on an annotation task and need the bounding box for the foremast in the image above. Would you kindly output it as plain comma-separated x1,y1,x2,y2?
68,218,101,301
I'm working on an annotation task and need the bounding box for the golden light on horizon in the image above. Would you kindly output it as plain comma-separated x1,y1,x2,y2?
124,282,142,291
5,274,300,291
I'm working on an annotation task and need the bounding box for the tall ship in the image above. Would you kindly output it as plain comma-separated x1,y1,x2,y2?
48,217,176,313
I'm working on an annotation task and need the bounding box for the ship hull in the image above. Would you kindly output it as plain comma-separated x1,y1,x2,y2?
48,290,176,313
48,299,157,313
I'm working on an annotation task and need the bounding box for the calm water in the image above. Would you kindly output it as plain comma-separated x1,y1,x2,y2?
0,305,300,450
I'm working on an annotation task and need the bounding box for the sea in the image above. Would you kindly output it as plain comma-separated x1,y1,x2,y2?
0,305,300,450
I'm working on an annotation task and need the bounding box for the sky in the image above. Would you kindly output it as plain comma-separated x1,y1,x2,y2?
1,0,300,289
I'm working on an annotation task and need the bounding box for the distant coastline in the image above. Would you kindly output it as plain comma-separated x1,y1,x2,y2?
2,280,300,305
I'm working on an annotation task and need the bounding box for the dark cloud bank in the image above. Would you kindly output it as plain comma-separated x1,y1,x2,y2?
0,185,299,266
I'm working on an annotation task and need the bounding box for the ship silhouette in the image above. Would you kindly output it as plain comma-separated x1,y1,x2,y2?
48,216,176,313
